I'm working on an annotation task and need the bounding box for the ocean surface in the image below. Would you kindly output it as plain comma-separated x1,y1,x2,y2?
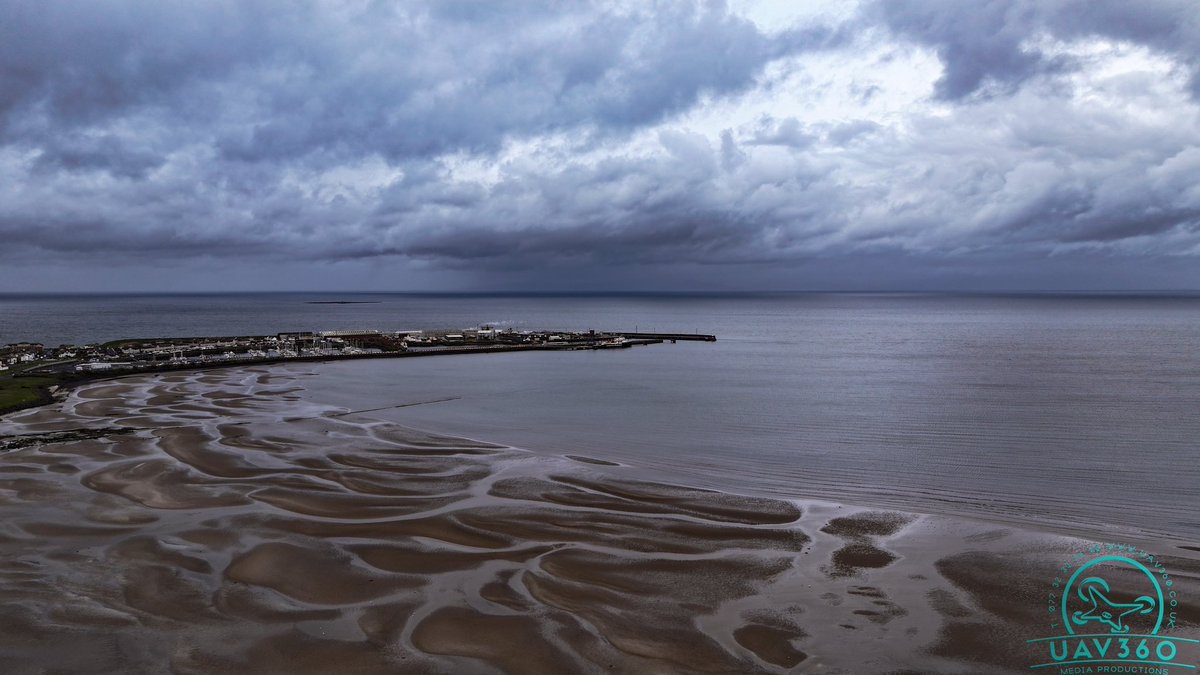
3,292,1199,542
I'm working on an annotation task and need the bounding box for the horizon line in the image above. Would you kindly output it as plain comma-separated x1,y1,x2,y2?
3,289,1200,297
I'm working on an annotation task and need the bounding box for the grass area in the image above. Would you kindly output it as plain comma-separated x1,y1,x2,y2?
0,376,57,412
0,364,70,414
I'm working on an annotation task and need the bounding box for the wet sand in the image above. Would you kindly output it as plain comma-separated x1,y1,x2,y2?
0,367,1197,673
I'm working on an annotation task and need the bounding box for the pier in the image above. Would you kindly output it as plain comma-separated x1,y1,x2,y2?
615,332,717,342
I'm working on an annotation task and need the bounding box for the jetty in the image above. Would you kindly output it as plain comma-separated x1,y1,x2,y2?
615,332,716,342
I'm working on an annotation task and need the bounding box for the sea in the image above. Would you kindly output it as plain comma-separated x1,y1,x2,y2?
2,292,1198,542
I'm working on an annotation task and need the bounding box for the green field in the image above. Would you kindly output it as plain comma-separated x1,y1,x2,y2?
0,366,66,414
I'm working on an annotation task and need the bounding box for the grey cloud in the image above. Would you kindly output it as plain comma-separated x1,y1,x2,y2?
874,0,1200,100
826,120,881,145
720,129,746,171
3,1,832,169
0,213,276,258
875,0,1058,99
31,133,164,179
0,0,1198,292
0,1,865,272
747,116,815,148
850,82,883,103
0,2,275,133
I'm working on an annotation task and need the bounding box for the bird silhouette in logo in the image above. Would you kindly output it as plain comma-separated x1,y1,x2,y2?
1071,577,1156,634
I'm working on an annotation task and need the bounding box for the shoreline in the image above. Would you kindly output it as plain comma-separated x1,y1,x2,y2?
296,360,1200,552
0,330,716,418
6,360,1197,552
0,346,541,417
0,366,1197,672
344,405,1200,553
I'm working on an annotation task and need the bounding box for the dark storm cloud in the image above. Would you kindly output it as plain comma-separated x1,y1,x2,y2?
0,2,273,134
1,0,840,163
0,0,844,261
31,134,164,179
874,0,1200,99
0,0,1198,290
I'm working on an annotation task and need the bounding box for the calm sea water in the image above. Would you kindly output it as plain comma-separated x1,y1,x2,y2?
3,292,1199,541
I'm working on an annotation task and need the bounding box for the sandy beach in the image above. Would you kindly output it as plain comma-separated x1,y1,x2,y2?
0,366,1196,673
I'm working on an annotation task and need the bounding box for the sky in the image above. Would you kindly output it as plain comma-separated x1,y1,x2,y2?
1,0,1198,292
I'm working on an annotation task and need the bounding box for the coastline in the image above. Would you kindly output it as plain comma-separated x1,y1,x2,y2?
2,345,552,418
0,366,1196,672
0,330,713,418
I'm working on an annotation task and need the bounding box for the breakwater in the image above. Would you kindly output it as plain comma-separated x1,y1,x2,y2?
616,332,717,342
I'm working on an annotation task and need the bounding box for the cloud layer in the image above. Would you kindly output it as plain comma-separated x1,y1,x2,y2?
1,0,1198,290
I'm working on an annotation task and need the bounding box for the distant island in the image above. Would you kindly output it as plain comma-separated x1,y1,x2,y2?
0,327,715,416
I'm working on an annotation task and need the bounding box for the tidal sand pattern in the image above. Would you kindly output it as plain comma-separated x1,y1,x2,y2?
0,368,1197,673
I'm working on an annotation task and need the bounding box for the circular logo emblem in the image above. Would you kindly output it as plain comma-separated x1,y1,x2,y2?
1029,543,1195,671
1061,555,1164,636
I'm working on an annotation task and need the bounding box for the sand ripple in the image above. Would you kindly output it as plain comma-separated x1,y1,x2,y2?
0,367,1196,673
